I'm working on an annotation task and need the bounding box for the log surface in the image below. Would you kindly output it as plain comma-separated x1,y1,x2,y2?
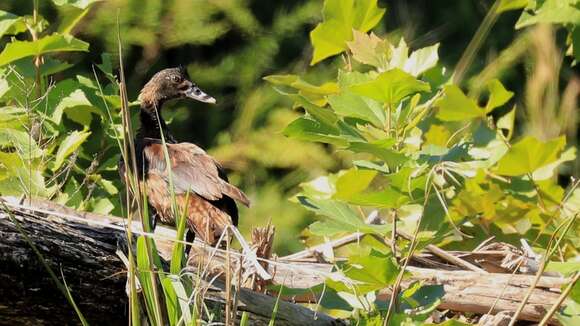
0,197,341,325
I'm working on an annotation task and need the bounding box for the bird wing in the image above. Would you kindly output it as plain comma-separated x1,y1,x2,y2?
142,141,250,207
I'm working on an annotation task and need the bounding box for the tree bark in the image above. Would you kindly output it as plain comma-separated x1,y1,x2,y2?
0,197,341,325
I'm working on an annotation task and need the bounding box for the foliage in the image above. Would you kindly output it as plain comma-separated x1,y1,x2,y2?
1,0,579,324
267,0,580,323
0,0,122,215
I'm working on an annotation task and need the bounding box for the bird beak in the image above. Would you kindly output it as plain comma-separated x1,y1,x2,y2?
184,85,216,104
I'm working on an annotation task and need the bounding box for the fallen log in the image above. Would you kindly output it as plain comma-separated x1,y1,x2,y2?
0,197,570,325
0,197,340,325
188,236,569,324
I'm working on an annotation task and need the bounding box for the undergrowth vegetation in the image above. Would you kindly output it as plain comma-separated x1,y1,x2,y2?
0,0,579,325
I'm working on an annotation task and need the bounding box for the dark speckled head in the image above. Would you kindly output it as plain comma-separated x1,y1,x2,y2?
138,67,216,109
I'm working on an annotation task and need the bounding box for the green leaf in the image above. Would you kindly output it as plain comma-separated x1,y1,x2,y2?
0,10,26,38
558,298,580,326
350,68,431,105
497,0,529,13
496,136,566,176
399,283,444,320
348,140,408,167
291,95,339,128
346,188,410,208
310,0,386,65
264,75,339,95
516,0,580,29
545,261,580,275
90,197,114,215
284,117,348,146
436,85,484,121
297,196,390,235
51,0,102,9
403,43,440,77
0,33,89,66
309,220,347,236
334,169,377,200
339,250,399,292
496,105,516,140
329,70,386,127
0,128,43,158
44,79,93,124
532,147,576,180
53,130,91,171
485,79,514,114
11,57,74,78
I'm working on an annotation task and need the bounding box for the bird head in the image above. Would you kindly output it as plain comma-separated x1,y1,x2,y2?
139,67,216,108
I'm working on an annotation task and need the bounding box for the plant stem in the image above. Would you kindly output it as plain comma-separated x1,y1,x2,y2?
453,0,501,85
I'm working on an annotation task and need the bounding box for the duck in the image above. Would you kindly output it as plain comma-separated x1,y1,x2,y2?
120,67,250,248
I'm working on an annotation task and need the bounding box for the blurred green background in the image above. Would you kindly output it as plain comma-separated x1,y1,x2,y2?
1,0,577,255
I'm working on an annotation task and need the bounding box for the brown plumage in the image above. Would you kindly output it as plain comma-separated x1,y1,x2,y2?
121,67,249,246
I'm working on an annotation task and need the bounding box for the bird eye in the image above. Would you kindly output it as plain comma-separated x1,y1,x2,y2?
194,88,201,95
171,75,181,83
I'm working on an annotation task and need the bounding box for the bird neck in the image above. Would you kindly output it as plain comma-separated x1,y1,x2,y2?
137,102,176,143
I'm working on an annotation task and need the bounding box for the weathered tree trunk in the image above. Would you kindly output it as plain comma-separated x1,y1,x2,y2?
0,197,128,325
0,197,341,325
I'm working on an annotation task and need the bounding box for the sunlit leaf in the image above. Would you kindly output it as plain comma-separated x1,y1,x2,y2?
44,79,93,124
516,0,580,29
310,0,386,64
424,124,451,147
557,298,580,326
51,0,102,9
0,10,26,38
347,188,410,208
264,74,339,95
497,0,529,13
545,261,580,275
53,130,91,171
297,196,390,235
329,70,386,127
0,128,43,158
436,85,484,121
348,140,408,167
0,33,89,66
334,169,377,200
337,250,399,292
496,105,516,140
291,94,339,128
346,30,390,68
485,79,514,114
532,147,576,180
90,197,114,215
495,136,566,176
350,68,431,105
403,43,440,77
284,117,348,146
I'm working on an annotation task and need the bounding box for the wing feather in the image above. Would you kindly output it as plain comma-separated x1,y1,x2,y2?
143,141,250,206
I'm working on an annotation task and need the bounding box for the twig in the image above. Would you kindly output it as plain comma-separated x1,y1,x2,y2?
229,226,272,280
398,230,486,272
281,232,363,261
